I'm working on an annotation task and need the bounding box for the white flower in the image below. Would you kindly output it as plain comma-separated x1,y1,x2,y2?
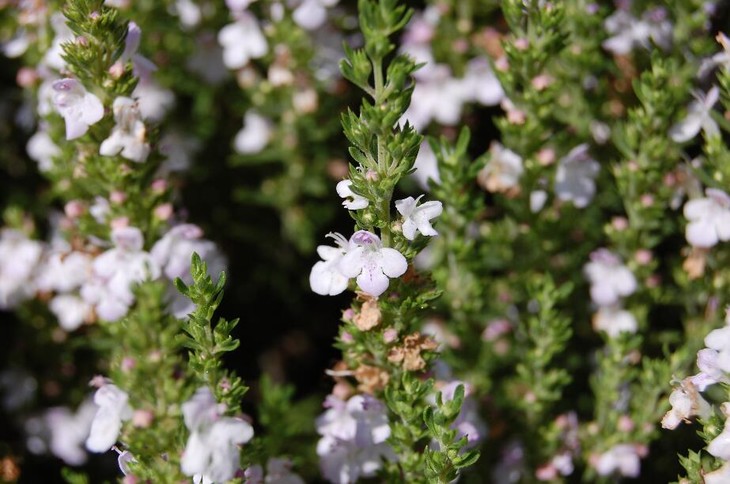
338,230,408,297
42,13,74,70
594,444,641,478
670,87,720,143
411,141,440,191
234,110,272,154
181,387,254,483
400,64,464,130
244,458,305,484
684,188,730,248
45,400,97,465
706,462,730,484
477,143,524,194
218,13,268,70
592,306,637,338
709,416,730,461
26,129,61,172
86,383,132,453
310,232,350,296
173,0,202,28
700,32,730,77
293,0,339,30
395,196,442,240
459,56,504,106
0,229,44,309
584,249,637,307
151,224,225,318
336,180,369,210
35,249,92,294
50,294,92,331
51,78,104,140
602,9,672,55
661,379,711,430
554,144,600,208
80,227,160,321
691,348,730,391
316,395,393,484
132,78,175,122
99,97,150,162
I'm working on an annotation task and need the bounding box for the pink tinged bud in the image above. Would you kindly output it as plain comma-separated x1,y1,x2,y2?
89,11,100,20
383,328,398,343
342,308,355,321
365,170,378,181
341,332,354,343
153,203,173,220
109,61,125,79
507,109,526,125
531,74,553,91
64,200,86,218
635,249,652,265
618,415,634,432
612,217,628,231
150,178,168,193
452,38,469,54
110,191,127,204
16,67,38,88
514,38,530,50
121,357,136,372
110,216,130,230
122,477,137,484
148,350,162,362
332,382,351,400
537,148,556,166
640,194,654,206
75,36,89,47
495,56,509,72
536,463,558,481
132,409,154,428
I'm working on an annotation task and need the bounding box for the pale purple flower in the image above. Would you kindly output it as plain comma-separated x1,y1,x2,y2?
395,196,442,240
338,230,408,297
51,78,104,140
99,97,150,162
234,110,272,154
310,232,350,296
218,13,268,70
670,87,720,143
554,144,600,208
0,229,44,309
684,188,730,248
690,348,730,391
316,394,393,484
594,444,641,478
584,249,637,307
293,0,339,30
86,383,132,453
181,387,254,483
121,22,157,80
336,180,369,210
592,306,637,338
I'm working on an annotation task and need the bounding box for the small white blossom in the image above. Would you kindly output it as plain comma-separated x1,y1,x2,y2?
592,306,637,338
395,195,442,240
45,400,97,465
100,97,150,162
401,64,464,130
554,144,600,208
181,387,254,483
661,379,711,430
86,383,132,453
338,230,408,297
26,129,61,172
49,294,92,331
51,78,104,140
584,249,637,307
602,8,672,55
459,56,504,106
684,188,730,248
133,78,175,122
336,180,369,210
42,13,74,70
709,416,730,461
670,87,720,143
172,0,202,27
293,0,339,30
218,13,268,70
0,229,44,309
80,227,160,322
234,110,272,154
310,232,350,296
594,444,642,478
706,462,730,484
316,394,393,484
411,141,440,191
477,143,524,194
